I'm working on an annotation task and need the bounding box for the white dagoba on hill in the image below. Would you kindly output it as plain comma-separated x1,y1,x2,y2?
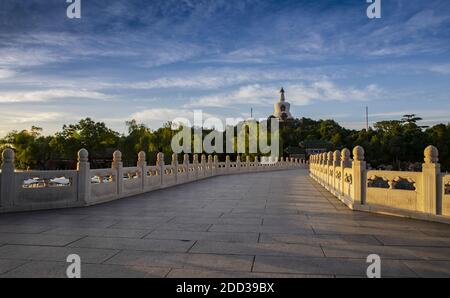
272,88,293,120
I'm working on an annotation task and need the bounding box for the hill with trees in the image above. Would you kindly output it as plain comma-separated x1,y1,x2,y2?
1,115,449,171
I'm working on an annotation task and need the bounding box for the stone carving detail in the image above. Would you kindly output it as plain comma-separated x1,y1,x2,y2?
344,173,352,184
22,177,72,188
392,177,416,191
367,176,389,189
444,182,450,195
335,171,341,179
367,175,416,190
145,168,159,177
91,174,113,184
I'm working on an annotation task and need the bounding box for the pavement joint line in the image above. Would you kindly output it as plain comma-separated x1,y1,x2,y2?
186,240,198,253
402,261,424,278
318,244,327,258
104,220,121,229
0,243,85,249
164,268,174,278
250,255,256,272
100,249,123,264
0,259,32,277
37,226,57,234
62,235,89,247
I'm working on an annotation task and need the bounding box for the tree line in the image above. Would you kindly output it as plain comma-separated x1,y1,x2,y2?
0,115,449,171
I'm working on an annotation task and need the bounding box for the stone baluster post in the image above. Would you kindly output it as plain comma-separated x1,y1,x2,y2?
193,154,199,179
341,148,351,196
225,155,230,173
1,148,15,208
112,150,123,196
156,152,164,186
172,153,178,184
352,146,366,206
333,150,341,193
236,155,241,172
327,151,333,189
137,151,146,191
76,149,90,205
318,154,323,181
183,154,190,181
246,156,251,172
315,154,318,175
422,145,440,214
201,154,207,177
315,155,318,175
213,155,219,175
322,153,328,184
208,155,213,176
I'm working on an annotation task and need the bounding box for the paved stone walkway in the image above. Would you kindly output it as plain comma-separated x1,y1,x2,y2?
0,169,449,278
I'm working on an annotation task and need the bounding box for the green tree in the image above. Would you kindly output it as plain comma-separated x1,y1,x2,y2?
50,118,119,161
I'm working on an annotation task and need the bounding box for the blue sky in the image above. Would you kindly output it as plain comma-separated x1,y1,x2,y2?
0,0,449,136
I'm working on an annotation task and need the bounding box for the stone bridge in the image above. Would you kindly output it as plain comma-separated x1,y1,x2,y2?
0,169,449,278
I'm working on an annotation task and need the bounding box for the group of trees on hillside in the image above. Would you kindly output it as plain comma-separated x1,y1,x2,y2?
279,115,450,171
0,115,449,171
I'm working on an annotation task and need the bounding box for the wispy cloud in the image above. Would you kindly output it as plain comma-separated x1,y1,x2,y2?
0,89,110,103
428,63,450,75
0,68,15,79
186,81,383,108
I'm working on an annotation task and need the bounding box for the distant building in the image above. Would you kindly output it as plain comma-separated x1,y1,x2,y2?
272,88,293,121
300,140,331,155
284,146,305,160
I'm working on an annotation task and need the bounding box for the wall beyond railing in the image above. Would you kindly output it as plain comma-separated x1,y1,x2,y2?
309,145,450,224
0,149,307,213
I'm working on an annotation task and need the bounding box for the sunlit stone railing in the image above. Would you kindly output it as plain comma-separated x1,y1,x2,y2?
309,145,450,224
0,148,307,213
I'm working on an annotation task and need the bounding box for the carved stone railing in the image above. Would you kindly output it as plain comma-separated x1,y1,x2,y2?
309,145,450,224
0,148,307,213
442,174,450,217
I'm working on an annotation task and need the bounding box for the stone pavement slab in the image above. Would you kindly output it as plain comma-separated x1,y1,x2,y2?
190,241,325,257
145,230,259,243
68,236,194,253
106,251,254,272
259,233,381,246
166,269,332,278
1,169,450,278
0,232,83,246
0,244,118,263
43,227,152,239
1,261,171,278
253,256,418,277
0,259,28,275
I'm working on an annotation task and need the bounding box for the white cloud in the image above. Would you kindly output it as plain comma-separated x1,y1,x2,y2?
0,111,69,124
428,64,450,75
100,68,325,91
0,68,15,79
0,89,110,103
130,108,217,127
186,81,382,108
0,47,66,67
0,108,81,137
186,84,275,108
